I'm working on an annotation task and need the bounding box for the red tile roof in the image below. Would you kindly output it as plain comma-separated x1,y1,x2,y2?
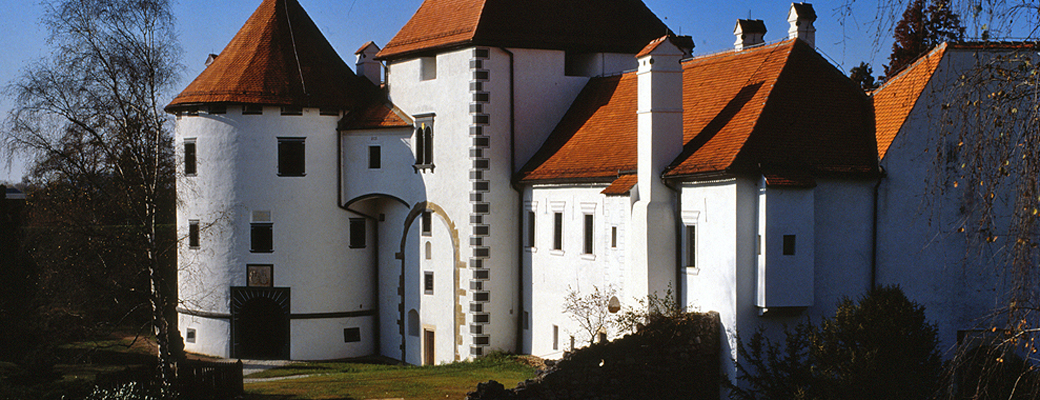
520,39,878,183
872,44,947,160
601,175,638,195
518,73,638,182
167,0,373,111
340,102,413,130
377,0,671,60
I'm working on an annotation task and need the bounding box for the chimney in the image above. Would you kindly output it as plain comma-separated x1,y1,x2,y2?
205,54,218,67
631,35,683,300
788,3,817,48
355,41,382,85
734,19,767,50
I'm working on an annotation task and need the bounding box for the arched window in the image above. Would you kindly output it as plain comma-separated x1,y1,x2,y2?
425,241,432,260
414,127,424,164
413,118,434,169
408,309,420,337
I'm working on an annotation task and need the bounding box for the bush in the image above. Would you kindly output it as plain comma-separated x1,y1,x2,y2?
729,285,942,400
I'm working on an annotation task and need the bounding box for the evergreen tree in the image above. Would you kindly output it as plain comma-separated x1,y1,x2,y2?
885,0,965,77
849,62,879,91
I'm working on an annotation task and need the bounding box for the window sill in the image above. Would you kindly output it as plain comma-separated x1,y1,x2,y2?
250,250,273,254
277,174,306,177
550,249,565,256
413,164,435,173
580,253,596,261
685,267,700,276
525,246,537,253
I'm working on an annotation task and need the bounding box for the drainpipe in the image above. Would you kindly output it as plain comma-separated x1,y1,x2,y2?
336,123,382,356
870,167,885,291
498,47,524,355
664,178,683,305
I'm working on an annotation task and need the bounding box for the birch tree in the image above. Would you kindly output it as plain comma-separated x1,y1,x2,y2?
2,0,181,388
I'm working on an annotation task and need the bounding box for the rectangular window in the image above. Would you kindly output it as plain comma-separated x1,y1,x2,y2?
281,106,303,116
184,141,197,176
242,104,263,115
783,235,796,255
343,327,361,343
583,214,594,254
250,223,273,253
611,226,617,248
185,328,196,343
685,225,697,267
527,211,536,248
188,220,200,248
552,325,559,351
368,146,381,169
421,211,432,236
349,218,366,248
424,272,434,295
414,119,434,167
553,212,563,251
421,57,437,80
277,138,306,176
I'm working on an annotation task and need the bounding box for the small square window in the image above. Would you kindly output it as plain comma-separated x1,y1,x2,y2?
184,141,197,176
242,104,263,115
251,223,273,253
188,220,200,248
424,272,434,295
185,328,196,343
420,57,437,80
369,146,381,169
350,218,366,248
278,138,306,177
783,235,796,255
343,327,361,343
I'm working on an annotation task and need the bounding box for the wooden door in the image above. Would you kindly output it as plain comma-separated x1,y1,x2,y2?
423,329,435,365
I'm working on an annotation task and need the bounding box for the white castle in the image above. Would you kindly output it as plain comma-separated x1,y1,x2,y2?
167,0,1022,379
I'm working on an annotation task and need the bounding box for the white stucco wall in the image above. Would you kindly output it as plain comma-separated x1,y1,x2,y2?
876,48,1013,353
176,106,378,359
524,185,630,358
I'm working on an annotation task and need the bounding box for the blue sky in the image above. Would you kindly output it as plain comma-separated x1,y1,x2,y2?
0,0,898,183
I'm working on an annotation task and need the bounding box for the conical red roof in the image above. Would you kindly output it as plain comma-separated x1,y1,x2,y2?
167,0,372,111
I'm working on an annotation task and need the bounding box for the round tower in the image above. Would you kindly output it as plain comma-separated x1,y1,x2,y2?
166,0,378,360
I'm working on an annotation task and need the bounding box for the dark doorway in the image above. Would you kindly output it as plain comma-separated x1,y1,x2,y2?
231,287,290,359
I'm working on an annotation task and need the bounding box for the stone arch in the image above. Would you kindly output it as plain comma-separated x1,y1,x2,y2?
398,201,463,363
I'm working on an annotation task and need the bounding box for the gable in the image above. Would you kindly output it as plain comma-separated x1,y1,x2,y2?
872,44,948,160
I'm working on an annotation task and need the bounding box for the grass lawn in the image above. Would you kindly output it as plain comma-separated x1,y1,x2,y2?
243,354,537,400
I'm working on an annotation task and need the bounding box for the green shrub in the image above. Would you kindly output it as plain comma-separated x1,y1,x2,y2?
729,286,942,400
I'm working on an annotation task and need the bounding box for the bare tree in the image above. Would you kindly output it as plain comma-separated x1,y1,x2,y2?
563,286,619,346
2,0,181,388
839,1,1040,398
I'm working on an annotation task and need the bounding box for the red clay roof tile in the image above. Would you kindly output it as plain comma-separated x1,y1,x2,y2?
872,44,947,160
377,0,670,60
340,102,413,130
167,0,373,111
601,175,638,195
520,39,878,183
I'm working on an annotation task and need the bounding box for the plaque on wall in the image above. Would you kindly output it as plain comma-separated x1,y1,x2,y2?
247,265,273,287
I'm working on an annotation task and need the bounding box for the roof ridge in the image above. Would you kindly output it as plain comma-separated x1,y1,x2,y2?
874,43,948,92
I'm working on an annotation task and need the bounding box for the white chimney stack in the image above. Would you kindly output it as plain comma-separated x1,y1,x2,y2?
787,3,817,48
355,41,382,85
734,19,767,50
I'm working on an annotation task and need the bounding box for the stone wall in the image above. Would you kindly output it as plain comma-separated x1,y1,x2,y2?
469,311,720,400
